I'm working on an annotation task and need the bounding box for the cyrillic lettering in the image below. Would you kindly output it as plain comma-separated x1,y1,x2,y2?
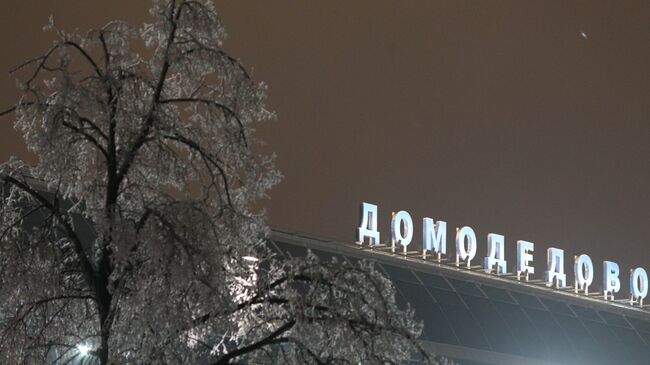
422,217,446,261
356,202,380,246
391,210,413,253
484,233,507,274
574,254,593,294
603,261,621,300
545,248,566,288
455,226,477,268
630,267,648,306
516,240,535,281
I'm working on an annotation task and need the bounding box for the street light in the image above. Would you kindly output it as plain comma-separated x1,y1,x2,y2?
76,344,90,357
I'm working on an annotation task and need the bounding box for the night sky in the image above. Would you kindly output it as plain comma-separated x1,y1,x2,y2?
1,1,649,292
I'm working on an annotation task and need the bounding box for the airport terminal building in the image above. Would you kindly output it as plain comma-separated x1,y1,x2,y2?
10,185,650,365
269,228,650,365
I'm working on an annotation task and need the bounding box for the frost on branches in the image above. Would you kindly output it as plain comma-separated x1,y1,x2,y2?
0,1,437,364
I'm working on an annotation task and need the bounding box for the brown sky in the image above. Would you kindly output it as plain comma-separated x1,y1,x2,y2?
1,1,649,292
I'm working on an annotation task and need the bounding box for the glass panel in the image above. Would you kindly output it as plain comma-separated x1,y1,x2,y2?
428,284,488,349
553,313,589,337
379,263,419,283
581,319,617,345
492,301,548,359
539,297,575,316
272,241,307,258
480,285,515,304
72,213,97,243
426,286,465,308
628,316,650,334
509,291,545,310
414,270,453,290
439,304,490,350
460,294,519,355
523,307,577,364
598,310,631,328
552,314,599,365
610,325,645,347
625,344,650,365
397,281,459,345
582,319,633,364
447,278,485,297
569,304,603,322
636,330,650,347
582,320,631,364
308,248,345,264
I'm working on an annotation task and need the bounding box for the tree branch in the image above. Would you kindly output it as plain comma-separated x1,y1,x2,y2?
0,105,16,117
116,0,184,187
159,97,247,147
62,40,103,78
211,321,295,365
161,133,233,207
1,175,99,302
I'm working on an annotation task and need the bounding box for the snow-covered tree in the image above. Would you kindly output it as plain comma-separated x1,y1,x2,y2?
0,1,436,364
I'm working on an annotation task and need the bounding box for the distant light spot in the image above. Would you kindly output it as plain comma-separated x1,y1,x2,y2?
580,31,588,40
77,344,90,356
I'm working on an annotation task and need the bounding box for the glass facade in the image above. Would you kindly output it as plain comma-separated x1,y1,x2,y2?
270,234,650,365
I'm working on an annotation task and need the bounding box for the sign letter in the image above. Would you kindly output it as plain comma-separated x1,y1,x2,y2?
422,217,446,260
484,233,507,274
356,202,380,245
574,254,594,294
603,261,621,300
517,240,535,281
545,248,566,288
391,210,413,253
630,267,648,306
456,226,477,268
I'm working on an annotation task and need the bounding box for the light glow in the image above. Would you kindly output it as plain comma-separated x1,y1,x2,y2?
77,344,90,356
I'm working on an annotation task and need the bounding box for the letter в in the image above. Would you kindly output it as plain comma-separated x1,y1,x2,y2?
603,261,621,300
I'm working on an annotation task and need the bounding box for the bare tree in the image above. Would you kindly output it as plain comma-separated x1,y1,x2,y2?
0,1,435,364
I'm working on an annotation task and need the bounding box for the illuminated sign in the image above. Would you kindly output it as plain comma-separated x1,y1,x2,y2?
356,202,648,307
